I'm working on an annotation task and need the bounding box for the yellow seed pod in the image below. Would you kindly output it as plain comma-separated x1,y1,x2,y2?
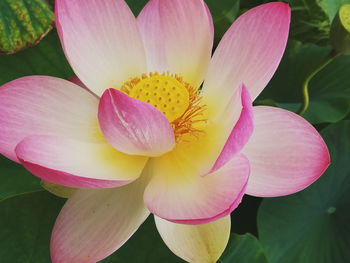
129,75,190,122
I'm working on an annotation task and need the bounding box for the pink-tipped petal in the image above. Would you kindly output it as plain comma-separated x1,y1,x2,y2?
242,106,330,197
203,2,290,105
0,76,98,162
16,135,147,188
98,89,175,156
56,0,147,96
155,215,231,263
51,176,150,263
137,0,167,73
144,154,250,224
211,85,253,172
138,0,213,87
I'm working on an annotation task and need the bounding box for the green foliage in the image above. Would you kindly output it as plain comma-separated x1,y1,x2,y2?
319,0,350,21
0,191,65,263
125,0,148,15
212,0,240,45
258,121,350,263
221,234,269,263
101,218,185,263
0,0,54,53
258,41,350,124
260,0,350,45
289,0,331,45
205,0,240,22
0,155,40,200
0,30,73,86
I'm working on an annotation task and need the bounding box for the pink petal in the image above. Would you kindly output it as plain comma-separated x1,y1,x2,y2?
155,215,230,263
210,85,253,172
144,154,250,224
137,0,213,87
56,0,147,96
16,135,148,188
69,75,90,91
0,76,98,162
137,0,167,74
203,2,290,106
51,177,150,263
242,106,330,197
98,89,175,156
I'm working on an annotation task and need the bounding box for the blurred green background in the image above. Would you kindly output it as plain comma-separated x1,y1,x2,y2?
0,0,349,262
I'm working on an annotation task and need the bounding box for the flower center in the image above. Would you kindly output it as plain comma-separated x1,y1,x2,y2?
121,73,207,141
128,74,190,122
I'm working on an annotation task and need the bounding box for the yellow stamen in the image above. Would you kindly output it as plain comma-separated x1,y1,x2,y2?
121,72,207,141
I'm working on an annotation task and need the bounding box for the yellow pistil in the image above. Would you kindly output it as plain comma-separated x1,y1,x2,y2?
121,72,207,141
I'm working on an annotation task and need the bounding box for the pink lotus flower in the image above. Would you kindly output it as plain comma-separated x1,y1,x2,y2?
0,0,330,262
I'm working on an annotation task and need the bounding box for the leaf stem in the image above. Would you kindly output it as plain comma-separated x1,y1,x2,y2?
297,50,339,115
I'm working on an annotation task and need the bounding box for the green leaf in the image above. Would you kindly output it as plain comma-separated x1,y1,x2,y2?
205,0,240,22
258,41,350,124
288,0,330,45
257,121,350,263
0,30,73,86
212,0,240,45
0,155,40,200
101,217,184,263
0,191,65,263
221,234,269,263
125,0,148,15
0,0,54,54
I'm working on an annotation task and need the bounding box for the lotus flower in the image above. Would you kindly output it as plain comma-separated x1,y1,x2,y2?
0,0,330,262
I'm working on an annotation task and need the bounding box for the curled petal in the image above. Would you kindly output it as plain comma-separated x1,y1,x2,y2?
98,89,175,156
210,85,253,172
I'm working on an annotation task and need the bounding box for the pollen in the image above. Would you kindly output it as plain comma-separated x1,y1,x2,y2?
120,72,207,141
